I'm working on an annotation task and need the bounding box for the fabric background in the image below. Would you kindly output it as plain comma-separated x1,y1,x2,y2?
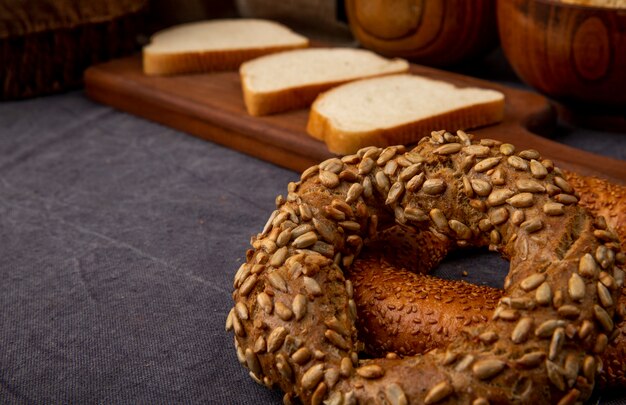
0,66,624,403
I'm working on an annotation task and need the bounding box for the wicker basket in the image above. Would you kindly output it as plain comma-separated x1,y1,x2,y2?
0,0,148,100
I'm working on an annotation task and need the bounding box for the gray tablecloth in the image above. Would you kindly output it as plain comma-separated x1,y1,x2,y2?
0,89,624,404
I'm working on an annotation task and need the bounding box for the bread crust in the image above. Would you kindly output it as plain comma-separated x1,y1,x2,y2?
143,43,308,76
307,96,504,154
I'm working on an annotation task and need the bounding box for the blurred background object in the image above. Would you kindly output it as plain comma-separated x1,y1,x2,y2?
344,0,499,66
0,0,149,100
498,0,626,107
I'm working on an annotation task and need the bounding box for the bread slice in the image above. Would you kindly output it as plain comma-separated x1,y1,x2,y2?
307,74,505,154
240,48,409,116
143,19,309,76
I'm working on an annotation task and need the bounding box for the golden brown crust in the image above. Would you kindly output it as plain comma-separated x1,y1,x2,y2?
142,43,308,76
306,97,504,154
227,131,624,404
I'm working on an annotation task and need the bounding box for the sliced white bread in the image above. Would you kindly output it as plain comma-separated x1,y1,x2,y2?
307,74,505,154
143,19,309,76
240,48,409,116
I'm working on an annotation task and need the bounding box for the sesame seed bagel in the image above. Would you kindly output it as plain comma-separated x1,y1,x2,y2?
226,131,624,404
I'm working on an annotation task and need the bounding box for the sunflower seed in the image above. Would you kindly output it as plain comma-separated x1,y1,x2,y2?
568,273,585,301
339,169,358,183
386,182,405,205
303,276,322,297
546,360,566,391
424,381,454,404
320,158,344,173
267,326,288,352
341,154,360,164
473,398,489,405
555,194,578,205
516,179,545,193
549,327,565,360
487,207,508,225
463,145,491,157
500,143,515,155
405,207,428,222
479,331,499,344
478,218,493,231
292,224,314,239
325,329,349,350
557,305,581,319
253,335,266,354
594,333,608,353
507,192,534,208
578,253,598,278
430,209,448,230
521,218,543,233
543,202,564,216
377,147,397,165
472,359,506,380
301,364,324,390
554,176,573,194
340,357,353,377
490,229,501,245
275,302,293,321
245,348,262,377
399,163,422,181
498,309,520,321
430,130,445,143
292,347,311,364
435,143,462,155
276,353,293,382
491,168,506,185
301,165,319,181
362,146,381,160
356,364,384,379
530,160,548,178
535,319,566,338
358,158,375,175
516,351,545,368
519,149,540,160
460,155,475,173
270,247,289,268
406,172,426,192
583,355,596,381
512,317,533,343
449,220,472,239
508,156,529,171
457,130,471,144
386,383,407,405
594,304,614,332
256,293,273,315
474,157,501,172
521,273,546,291
471,179,492,196
462,177,474,197
405,151,425,164
534,282,552,305
319,170,340,188
374,172,390,195
487,188,514,206
235,302,249,321
239,274,258,297
455,354,475,372
422,179,446,195
510,209,524,225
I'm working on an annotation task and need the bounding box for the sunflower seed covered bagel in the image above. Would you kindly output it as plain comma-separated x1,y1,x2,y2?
226,131,623,404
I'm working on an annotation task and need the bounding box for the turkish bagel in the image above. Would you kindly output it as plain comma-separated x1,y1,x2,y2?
227,131,624,404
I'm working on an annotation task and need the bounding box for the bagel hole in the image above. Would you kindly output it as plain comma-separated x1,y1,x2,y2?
432,247,508,290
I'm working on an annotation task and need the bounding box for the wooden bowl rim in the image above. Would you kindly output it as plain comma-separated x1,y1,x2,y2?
524,0,626,12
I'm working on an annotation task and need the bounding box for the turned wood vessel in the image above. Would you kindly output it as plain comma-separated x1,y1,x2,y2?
498,0,626,106
345,0,498,66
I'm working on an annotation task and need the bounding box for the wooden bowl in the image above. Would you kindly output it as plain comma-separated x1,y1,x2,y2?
345,0,498,67
498,0,626,106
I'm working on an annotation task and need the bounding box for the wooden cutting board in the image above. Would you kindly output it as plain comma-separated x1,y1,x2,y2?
84,55,626,184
